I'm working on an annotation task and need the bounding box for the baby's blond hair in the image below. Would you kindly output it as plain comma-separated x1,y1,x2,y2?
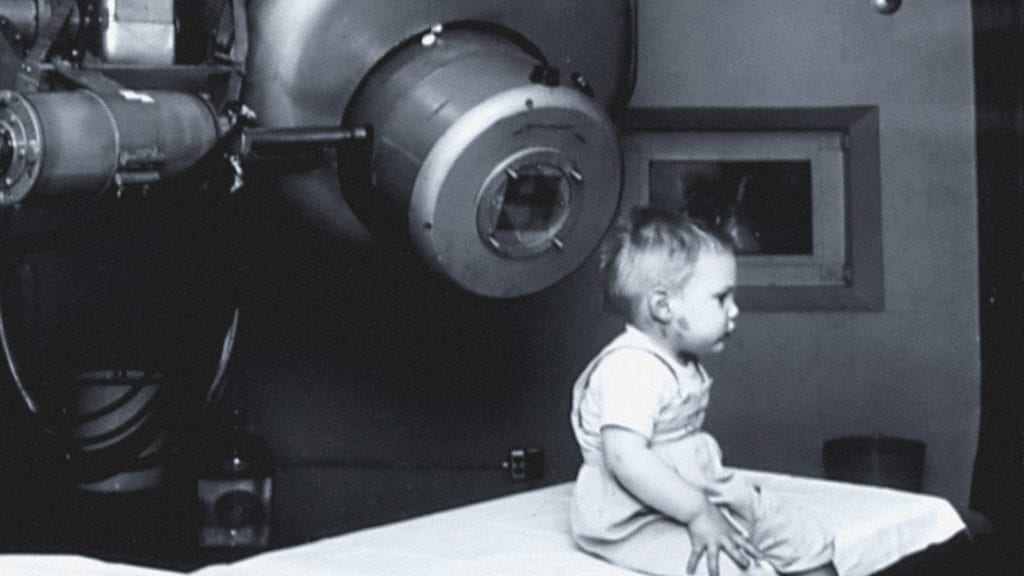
601,207,732,321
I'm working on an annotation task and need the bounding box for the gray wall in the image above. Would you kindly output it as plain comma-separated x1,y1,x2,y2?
627,0,979,505
232,0,980,544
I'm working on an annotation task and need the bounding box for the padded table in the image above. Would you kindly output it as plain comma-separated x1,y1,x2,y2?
0,470,967,576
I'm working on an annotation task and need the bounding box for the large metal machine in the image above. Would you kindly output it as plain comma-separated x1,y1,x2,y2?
0,0,634,297
0,0,634,496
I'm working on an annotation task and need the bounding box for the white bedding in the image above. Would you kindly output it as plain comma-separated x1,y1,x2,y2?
0,470,966,576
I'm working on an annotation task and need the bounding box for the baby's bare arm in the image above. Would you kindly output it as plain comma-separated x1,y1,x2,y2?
602,426,761,576
602,426,709,521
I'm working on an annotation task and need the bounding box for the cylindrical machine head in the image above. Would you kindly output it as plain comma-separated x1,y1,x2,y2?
346,27,621,298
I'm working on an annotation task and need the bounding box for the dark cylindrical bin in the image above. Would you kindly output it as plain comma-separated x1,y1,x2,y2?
822,436,926,492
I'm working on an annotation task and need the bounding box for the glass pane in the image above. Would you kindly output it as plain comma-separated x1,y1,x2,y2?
649,160,813,255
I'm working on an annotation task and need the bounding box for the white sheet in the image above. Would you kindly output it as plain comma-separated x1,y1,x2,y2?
0,554,182,576
0,470,966,576
739,470,966,576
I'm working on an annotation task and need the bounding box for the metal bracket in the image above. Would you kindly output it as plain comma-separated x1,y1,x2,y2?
15,0,79,92
213,0,249,107
50,59,125,92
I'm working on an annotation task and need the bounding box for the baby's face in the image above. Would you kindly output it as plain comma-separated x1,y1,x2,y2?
665,251,738,356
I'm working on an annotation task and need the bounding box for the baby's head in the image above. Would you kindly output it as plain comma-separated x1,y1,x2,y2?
601,207,738,355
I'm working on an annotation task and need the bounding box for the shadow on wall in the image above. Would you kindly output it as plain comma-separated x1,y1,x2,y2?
217,206,591,542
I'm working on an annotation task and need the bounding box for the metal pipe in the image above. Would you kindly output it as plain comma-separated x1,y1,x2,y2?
242,125,371,157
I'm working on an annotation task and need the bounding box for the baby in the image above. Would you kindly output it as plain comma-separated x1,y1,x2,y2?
570,207,836,576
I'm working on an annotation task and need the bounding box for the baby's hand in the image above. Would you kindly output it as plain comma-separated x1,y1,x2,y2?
685,504,762,576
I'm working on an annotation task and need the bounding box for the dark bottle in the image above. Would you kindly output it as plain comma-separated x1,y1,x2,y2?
196,408,273,548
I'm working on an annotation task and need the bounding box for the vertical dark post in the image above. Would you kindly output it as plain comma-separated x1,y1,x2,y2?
971,0,1024,536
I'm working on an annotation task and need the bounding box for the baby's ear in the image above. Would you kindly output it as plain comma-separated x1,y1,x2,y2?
647,287,673,324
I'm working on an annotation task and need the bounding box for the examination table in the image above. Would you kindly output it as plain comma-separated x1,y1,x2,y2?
0,470,968,576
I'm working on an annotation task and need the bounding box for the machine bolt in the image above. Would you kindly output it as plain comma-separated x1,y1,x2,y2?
551,237,564,251
504,167,519,181
568,168,583,183
488,235,501,249
421,24,443,47
570,72,595,98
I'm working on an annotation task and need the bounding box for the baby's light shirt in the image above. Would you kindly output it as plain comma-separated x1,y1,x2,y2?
572,325,712,462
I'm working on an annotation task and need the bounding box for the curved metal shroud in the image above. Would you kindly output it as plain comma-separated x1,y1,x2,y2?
243,0,635,247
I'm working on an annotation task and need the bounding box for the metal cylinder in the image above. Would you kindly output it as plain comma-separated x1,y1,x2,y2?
0,88,220,205
346,28,621,298
242,125,371,157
